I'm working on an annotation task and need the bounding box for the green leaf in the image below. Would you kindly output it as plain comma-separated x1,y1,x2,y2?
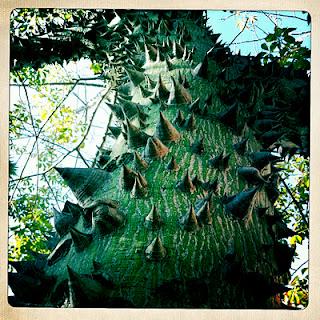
294,59,310,70
286,27,297,34
290,234,303,245
265,34,276,42
296,235,303,244
270,42,277,52
274,27,284,37
284,35,296,44
90,62,102,74
256,51,266,60
261,43,268,51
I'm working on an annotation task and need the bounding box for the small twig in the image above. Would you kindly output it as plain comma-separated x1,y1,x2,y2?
17,72,41,197
10,81,79,200
76,149,90,167
292,31,311,36
10,82,105,88
272,12,308,22
221,12,237,21
262,12,277,27
230,37,265,45
229,17,249,45
72,75,105,81
255,24,269,35
10,86,112,184
291,260,308,276
75,87,111,149
39,81,79,136
276,200,294,214
244,10,308,22
11,133,82,158
72,92,88,107
43,173,62,211
279,176,309,226
91,112,113,168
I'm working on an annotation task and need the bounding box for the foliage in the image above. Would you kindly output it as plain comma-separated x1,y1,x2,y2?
283,268,309,308
259,26,310,69
8,62,104,260
276,156,309,239
273,155,309,308
10,8,112,70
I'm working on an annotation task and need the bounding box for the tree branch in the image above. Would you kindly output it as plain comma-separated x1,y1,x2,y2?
91,112,113,168
231,37,265,45
9,81,79,200
291,260,308,276
272,12,308,22
220,12,237,21
292,31,311,36
9,86,112,184
11,82,105,88
13,72,41,200
255,24,269,35
229,17,249,45
262,12,277,26
243,10,308,22
279,176,309,226
43,173,62,211
76,149,90,168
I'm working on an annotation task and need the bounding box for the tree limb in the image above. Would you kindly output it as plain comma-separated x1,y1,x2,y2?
9,85,112,185
231,37,265,45
91,112,113,168
11,82,105,88
279,176,309,226
43,173,63,211
9,81,79,200
291,260,308,276
229,17,249,45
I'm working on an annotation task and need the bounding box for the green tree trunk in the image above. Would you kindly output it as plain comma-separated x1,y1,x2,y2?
9,10,309,309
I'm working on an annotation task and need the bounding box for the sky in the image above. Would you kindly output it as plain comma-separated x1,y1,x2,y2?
207,10,311,55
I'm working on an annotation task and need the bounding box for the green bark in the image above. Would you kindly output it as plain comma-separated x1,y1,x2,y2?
9,10,309,309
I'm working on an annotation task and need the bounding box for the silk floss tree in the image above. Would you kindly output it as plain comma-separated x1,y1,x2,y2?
8,10,310,308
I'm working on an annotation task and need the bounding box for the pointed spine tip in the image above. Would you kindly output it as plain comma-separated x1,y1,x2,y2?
92,203,125,236
70,227,92,252
196,201,212,226
183,113,196,131
155,111,181,142
191,138,204,154
176,170,196,193
166,156,180,171
144,137,169,159
122,164,137,191
133,151,148,170
179,205,199,231
173,109,185,127
130,176,148,198
145,236,167,261
145,205,163,229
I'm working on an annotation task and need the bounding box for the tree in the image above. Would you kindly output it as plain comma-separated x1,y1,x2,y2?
8,9,310,308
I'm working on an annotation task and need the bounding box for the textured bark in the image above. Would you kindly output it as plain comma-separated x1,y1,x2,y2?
9,10,309,309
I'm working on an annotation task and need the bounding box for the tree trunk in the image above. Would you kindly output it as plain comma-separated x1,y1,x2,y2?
9,10,309,309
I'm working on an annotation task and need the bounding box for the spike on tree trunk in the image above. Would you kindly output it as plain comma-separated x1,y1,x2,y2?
9,9,309,309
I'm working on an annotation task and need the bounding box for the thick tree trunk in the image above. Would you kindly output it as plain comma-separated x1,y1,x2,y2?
9,10,309,309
